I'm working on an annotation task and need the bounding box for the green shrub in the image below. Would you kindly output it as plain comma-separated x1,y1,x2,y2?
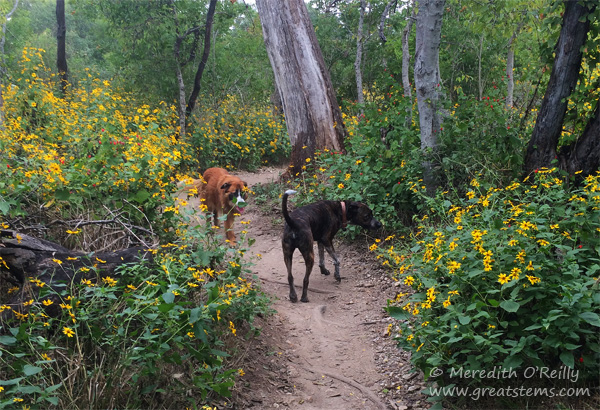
379,169,600,403
187,96,290,171
0,48,187,245
0,207,272,409
288,78,423,235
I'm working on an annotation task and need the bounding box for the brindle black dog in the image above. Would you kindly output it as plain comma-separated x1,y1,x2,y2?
281,190,382,303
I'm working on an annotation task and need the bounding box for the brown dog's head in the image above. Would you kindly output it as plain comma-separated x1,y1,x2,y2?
221,178,248,213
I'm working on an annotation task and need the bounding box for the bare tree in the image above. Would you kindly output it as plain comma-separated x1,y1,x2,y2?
505,18,525,109
256,0,346,177
414,0,445,196
355,0,366,110
56,0,68,95
401,1,416,99
185,0,217,118
0,0,19,129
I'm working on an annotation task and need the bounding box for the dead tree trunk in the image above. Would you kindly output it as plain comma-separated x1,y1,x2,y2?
256,0,346,178
0,229,154,328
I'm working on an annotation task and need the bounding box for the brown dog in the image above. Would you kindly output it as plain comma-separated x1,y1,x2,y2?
281,190,382,303
197,167,248,245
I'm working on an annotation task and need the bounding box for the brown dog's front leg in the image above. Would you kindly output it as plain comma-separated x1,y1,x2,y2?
224,211,236,245
299,248,314,303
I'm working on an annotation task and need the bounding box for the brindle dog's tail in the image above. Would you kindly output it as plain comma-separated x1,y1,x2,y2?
282,190,298,230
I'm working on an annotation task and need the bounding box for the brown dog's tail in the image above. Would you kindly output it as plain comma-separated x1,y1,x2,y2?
282,190,298,230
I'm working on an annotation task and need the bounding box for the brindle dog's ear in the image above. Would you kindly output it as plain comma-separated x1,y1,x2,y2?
221,182,231,190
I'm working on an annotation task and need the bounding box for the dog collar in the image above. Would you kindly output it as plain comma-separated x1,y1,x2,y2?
341,201,347,230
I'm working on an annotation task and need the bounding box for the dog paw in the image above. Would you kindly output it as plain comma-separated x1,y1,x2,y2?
319,266,331,276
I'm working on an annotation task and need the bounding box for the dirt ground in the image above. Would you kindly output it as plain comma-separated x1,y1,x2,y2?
213,167,429,410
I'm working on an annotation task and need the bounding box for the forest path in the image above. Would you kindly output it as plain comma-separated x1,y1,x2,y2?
189,167,428,410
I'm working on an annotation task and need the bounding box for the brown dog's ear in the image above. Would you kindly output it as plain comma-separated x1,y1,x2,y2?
221,182,231,190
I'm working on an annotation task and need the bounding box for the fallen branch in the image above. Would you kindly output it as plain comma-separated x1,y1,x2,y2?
0,229,155,328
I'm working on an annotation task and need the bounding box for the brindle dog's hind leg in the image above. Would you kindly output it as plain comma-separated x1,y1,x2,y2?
299,246,315,303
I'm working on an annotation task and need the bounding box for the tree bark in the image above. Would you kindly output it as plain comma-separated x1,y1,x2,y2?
355,0,366,110
560,100,600,178
401,2,415,99
185,0,218,119
505,19,524,109
506,46,514,107
0,0,19,130
477,34,484,101
378,0,397,43
56,0,68,96
414,0,445,196
256,0,346,178
523,1,594,177
172,0,201,139
0,229,154,328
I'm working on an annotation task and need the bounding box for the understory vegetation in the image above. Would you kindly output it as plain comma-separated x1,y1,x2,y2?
1,0,599,408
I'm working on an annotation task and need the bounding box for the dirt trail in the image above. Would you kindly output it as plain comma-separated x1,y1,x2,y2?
191,167,429,410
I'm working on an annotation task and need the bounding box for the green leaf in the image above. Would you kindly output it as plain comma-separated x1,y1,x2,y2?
131,189,150,204
157,303,175,313
45,397,59,405
579,311,600,327
19,385,42,394
54,188,70,201
23,365,43,376
458,315,471,325
162,291,175,304
559,351,574,368
500,300,520,313
0,200,10,215
503,355,523,369
0,335,17,345
45,383,63,393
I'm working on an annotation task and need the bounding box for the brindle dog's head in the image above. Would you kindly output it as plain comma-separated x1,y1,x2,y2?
220,178,248,213
347,202,382,230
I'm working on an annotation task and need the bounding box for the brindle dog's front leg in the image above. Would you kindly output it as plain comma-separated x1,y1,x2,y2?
317,242,331,276
322,241,341,282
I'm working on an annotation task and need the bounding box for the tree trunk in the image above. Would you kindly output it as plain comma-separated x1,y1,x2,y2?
56,0,68,96
256,0,346,178
414,0,445,196
506,17,526,110
560,100,600,179
477,34,484,100
0,0,19,130
523,1,594,177
401,3,415,99
378,0,397,43
0,229,154,328
355,0,366,110
506,46,515,108
185,0,217,118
